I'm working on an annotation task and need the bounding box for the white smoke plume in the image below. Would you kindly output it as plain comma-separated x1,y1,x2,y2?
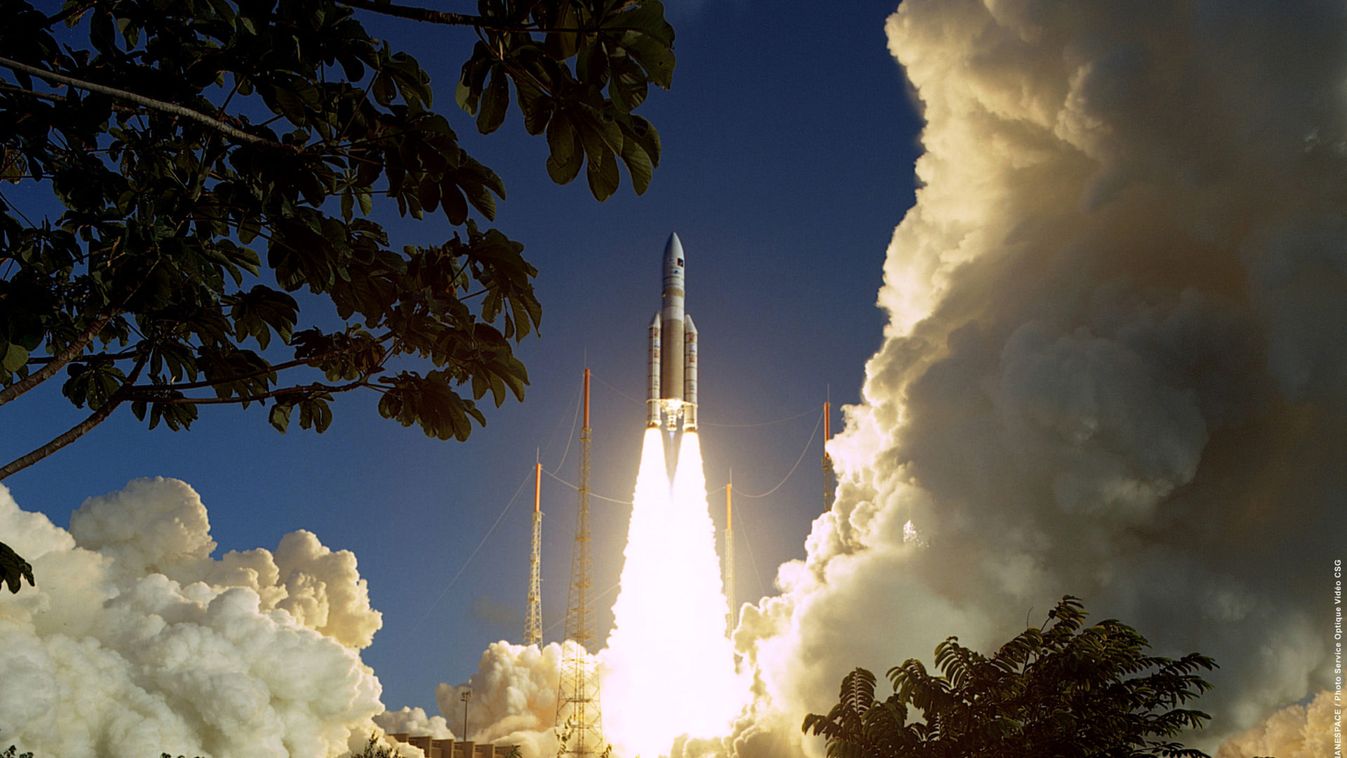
0,477,402,757
726,0,1346,755
433,640,579,758
375,706,455,740
1215,690,1338,758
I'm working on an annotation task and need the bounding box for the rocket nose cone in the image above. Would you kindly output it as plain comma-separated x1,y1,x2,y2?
664,232,684,264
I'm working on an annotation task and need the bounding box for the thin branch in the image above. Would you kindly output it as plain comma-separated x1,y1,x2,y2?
127,335,397,403
338,0,502,28
0,188,38,228
26,348,137,365
339,0,647,34
152,333,392,392
129,377,368,405
0,82,65,103
0,352,147,481
0,55,296,151
0,81,140,117
45,2,96,28
0,309,116,406
217,76,243,114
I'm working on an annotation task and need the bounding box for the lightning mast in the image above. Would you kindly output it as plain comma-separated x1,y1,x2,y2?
822,400,836,511
524,453,543,647
556,369,609,757
724,481,736,635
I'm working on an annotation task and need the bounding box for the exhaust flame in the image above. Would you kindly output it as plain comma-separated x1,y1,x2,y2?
601,429,745,757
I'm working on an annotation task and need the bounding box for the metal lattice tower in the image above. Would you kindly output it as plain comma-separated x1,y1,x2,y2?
822,400,836,511
556,369,609,758
724,481,736,635
524,456,543,647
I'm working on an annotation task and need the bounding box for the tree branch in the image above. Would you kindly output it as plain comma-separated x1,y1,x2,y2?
0,352,147,480
337,0,616,33
26,348,138,366
45,2,95,28
120,328,395,393
153,347,362,391
0,81,65,103
0,309,117,406
0,56,296,151
129,378,367,405
338,0,494,28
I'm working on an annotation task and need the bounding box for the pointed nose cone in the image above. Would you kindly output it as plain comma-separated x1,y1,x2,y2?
664,232,684,266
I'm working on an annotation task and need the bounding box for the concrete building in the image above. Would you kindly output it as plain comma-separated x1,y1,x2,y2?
387,733,519,758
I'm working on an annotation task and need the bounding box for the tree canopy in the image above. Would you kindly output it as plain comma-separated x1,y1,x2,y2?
803,596,1219,758
0,0,675,482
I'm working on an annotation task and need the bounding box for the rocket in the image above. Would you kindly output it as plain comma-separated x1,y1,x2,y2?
647,233,698,431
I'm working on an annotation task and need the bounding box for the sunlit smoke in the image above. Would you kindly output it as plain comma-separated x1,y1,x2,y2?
726,2,1347,755
1215,690,1337,758
601,429,745,757
0,478,391,757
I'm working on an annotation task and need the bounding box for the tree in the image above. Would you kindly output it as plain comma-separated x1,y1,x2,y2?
0,541,34,593
803,596,1219,758
352,734,398,758
0,0,675,482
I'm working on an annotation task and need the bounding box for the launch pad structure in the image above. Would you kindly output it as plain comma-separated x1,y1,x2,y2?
822,400,836,511
724,482,735,635
524,455,543,647
555,369,610,758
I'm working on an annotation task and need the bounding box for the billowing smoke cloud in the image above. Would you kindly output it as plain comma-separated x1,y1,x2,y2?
0,478,406,757
1215,690,1337,758
433,640,581,758
728,0,1345,755
375,706,455,740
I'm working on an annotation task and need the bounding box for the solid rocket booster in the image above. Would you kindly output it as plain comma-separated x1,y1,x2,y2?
647,233,698,431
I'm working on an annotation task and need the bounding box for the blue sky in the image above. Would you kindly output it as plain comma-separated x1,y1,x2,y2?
0,0,922,714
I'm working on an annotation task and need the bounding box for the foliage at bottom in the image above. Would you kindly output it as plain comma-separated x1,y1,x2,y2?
804,596,1218,758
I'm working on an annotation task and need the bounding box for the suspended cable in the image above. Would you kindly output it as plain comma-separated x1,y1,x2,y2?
548,379,584,476
700,406,820,428
545,413,823,503
591,372,822,429
592,373,646,408
543,580,619,638
544,468,633,505
735,409,823,499
413,470,532,627
734,502,768,600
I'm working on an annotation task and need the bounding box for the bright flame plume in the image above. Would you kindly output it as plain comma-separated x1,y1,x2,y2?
601,429,745,757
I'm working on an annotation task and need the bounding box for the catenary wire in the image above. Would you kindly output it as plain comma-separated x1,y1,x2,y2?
413,470,532,628
733,499,769,599
542,409,823,505
547,379,584,476
734,409,824,499
700,405,820,428
591,372,822,429
542,581,620,638
544,468,633,505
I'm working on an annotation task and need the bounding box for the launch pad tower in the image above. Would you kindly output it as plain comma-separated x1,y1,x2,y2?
822,400,836,511
524,456,543,647
725,482,736,635
556,369,609,758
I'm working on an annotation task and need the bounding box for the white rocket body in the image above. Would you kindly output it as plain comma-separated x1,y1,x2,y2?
647,233,698,431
